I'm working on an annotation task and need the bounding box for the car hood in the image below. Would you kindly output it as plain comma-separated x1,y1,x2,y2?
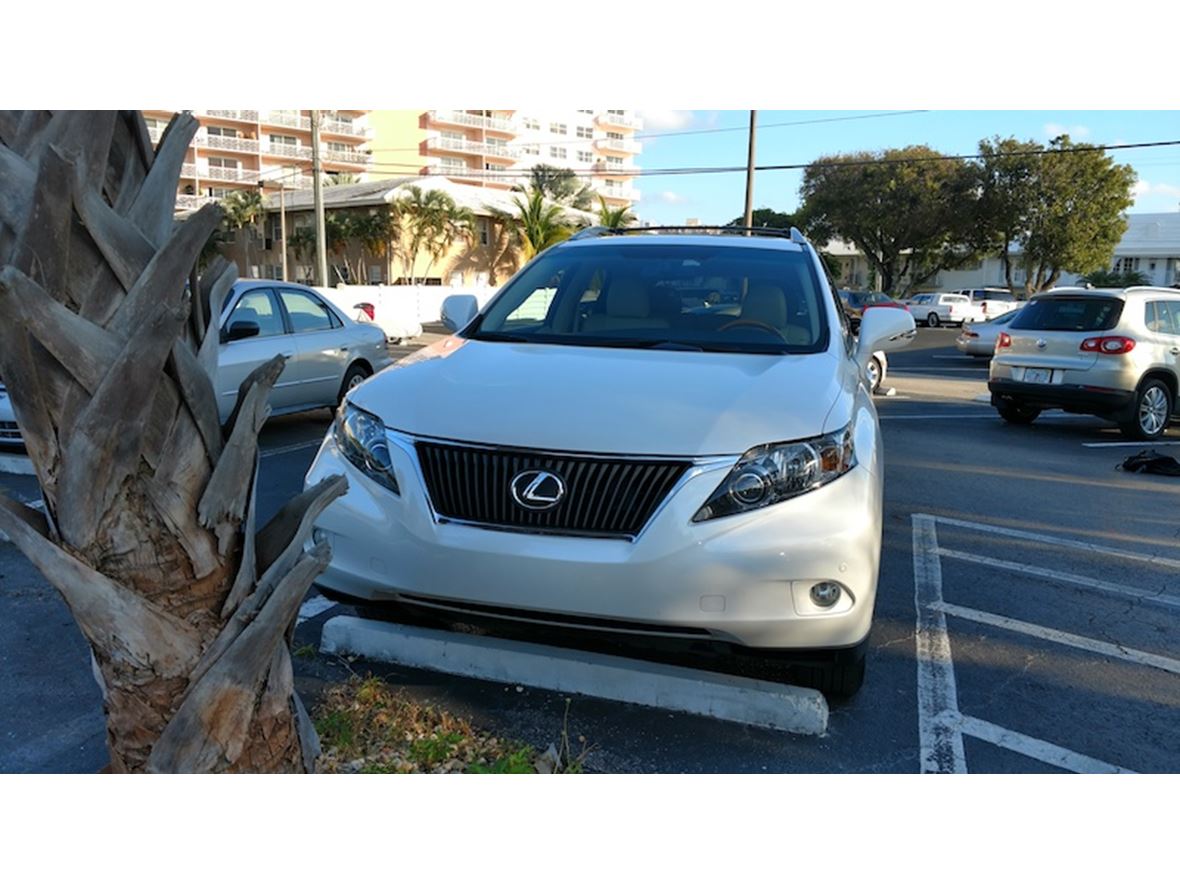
349,338,845,457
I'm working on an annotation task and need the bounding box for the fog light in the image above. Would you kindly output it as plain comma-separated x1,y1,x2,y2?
810,581,843,608
313,528,328,546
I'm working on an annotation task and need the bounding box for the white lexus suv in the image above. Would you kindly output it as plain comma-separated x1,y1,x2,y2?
304,227,915,696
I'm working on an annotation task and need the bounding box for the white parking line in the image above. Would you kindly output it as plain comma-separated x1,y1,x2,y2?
1083,441,1180,448
296,595,338,625
925,513,1180,570
932,601,1180,676
260,440,323,459
936,547,1180,612
912,515,967,774
932,355,981,361
958,715,1135,774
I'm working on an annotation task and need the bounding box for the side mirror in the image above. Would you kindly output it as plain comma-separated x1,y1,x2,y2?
441,294,479,333
855,307,915,366
224,320,261,342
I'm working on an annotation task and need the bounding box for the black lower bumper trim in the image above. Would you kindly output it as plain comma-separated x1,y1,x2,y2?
988,379,1134,416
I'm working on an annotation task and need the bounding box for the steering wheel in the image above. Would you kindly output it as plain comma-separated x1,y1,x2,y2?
716,319,790,344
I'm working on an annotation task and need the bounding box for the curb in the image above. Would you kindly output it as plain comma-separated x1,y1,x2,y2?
320,615,829,736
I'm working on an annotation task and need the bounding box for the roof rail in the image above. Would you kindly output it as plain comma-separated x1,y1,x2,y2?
565,225,806,241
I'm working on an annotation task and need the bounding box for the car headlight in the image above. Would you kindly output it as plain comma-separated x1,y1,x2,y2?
334,403,399,494
692,426,856,522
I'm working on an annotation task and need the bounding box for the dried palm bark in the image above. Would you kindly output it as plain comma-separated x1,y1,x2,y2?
0,110,345,772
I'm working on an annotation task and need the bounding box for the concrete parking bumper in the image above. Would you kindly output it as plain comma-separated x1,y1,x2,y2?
320,616,830,736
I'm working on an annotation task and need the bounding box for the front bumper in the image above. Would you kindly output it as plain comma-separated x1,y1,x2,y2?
305,432,883,651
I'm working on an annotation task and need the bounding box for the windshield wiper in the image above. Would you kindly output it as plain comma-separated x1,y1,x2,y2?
580,338,704,351
470,331,532,343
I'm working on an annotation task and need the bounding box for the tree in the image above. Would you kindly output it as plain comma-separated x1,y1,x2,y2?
1012,136,1136,293
0,110,344,771
1077,268,1151,288
974,137,1041,292
390,185,473,284
726,208,799,229
799,146,980,295
221,188,266,274
526,164,595,211
597,196,635,228
508,188,575,259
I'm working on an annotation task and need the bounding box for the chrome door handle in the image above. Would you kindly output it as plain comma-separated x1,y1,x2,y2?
1171,347,1180,355
340,346,349,353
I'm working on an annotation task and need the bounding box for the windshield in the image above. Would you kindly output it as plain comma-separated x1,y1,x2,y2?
467,243,830,354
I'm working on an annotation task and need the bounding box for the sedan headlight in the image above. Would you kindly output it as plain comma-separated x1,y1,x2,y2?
693,426,856,522
334,403,399,494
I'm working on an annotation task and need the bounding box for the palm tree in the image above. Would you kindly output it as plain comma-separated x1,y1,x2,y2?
351,210,395,283
220,189,266,275
391,186,475,283
0,110,341,772
423,201,475,284
509,188,574,260
597,196,635,228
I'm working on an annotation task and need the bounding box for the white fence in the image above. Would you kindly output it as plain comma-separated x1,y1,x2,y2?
315,284,499,341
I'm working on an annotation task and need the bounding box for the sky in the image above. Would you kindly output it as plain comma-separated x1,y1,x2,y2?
630,110,1180,226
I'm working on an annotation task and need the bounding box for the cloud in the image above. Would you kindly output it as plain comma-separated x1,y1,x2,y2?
654,191,688,205
639,109,694,132
1043,122,1091,140
1134,179,1180,199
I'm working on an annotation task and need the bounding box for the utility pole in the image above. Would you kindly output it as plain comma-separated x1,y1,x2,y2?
310,110,328,286
278,181,288,282
743,110,757,233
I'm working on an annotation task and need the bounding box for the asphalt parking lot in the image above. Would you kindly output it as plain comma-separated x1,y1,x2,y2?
1,326,1177,772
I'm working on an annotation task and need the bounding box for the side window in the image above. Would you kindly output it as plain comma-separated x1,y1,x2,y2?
1154,300,1180,336
280,289,338,333
505,273,564,325
228,288,285,338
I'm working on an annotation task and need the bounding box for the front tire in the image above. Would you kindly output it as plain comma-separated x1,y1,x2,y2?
792,654,867,699
926,312,940,328
866,355,883,394
997,401,1041,425
1119,379,1172,440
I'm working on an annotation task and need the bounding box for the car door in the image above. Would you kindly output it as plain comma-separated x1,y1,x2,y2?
1150,300,1180,408
217,286,300,422
276,286,350,409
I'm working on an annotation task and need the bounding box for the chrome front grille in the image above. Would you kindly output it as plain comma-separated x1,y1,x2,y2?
415,441,691,539
0,421,20,442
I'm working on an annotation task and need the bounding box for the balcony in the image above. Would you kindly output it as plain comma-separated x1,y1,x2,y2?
595,136,642,155
201,109,260,123
428,110,516,133
194,133,260,154
264,141,313,161
180,163,260,184
599,184,640,203
320,116,371,139
175,194,217,211
428,135,518,161
596,112,640,130
265,111,311,130
322,147,371,166
427,160,478,178
593,160,635,175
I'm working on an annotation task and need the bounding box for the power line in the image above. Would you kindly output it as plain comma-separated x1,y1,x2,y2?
353,138,1180,183
363,109,933,154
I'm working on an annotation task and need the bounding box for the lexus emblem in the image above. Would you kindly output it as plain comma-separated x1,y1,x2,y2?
1036,338,1047,349
510,470,566,511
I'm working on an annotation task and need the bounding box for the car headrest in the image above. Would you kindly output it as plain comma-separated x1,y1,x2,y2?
742,284,787,328
234,307,260,325
605,278,651,318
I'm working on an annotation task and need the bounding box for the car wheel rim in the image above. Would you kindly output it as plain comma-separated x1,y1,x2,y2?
1140,387,1168,435
866,360,880,389
348,374,365,391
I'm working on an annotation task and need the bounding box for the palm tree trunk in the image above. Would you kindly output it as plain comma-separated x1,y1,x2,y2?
0,110,343,772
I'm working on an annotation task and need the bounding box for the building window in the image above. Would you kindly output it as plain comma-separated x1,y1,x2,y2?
1114,257,1141,273
549,123,567,135
207,156,240,169
606,156,624,168
269,134,298,147
549,146,567,159
439,158,467,174
578,109,593,115
576,126,593,139
207,125,238,138
478,218,490,246
523,117,539,130
326,141,349,152
524,144,539,156
210,187,232,198
577,150,592,164
606,131,624,141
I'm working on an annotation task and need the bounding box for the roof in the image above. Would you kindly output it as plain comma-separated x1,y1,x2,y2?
1037,285,1180,298
559,231,805,251
264,175,596,224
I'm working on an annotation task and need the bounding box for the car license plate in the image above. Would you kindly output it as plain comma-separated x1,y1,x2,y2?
1023,368,1052,384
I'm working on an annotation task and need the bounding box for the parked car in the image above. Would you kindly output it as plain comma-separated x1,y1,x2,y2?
304,227,916,697
906,292,984,327
0,380,21,450
955,310,1022,357
989,287,1180,439
951,287,1021,321
218,280,394,424
316,286,425,345
837,290,909,332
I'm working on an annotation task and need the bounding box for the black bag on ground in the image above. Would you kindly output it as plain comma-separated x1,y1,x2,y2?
1118,449,1180,476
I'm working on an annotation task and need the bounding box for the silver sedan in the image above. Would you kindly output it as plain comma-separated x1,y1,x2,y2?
0,381,21,449
218,280,393,424
955,310,1020,357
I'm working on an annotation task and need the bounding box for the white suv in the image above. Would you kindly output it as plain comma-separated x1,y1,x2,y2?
305,227,915,695
908,292,985,327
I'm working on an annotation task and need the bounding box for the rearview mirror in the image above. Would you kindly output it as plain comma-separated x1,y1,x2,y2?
441,294,479,333
855,307,915,366
224,320,261,342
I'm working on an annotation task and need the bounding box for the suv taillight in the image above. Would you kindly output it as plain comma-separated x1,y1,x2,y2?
997,332,1012,349
1080,336,1136,355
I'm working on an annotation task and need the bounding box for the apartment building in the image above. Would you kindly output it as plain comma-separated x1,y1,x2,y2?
142,110,373,211
367,109,643,208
